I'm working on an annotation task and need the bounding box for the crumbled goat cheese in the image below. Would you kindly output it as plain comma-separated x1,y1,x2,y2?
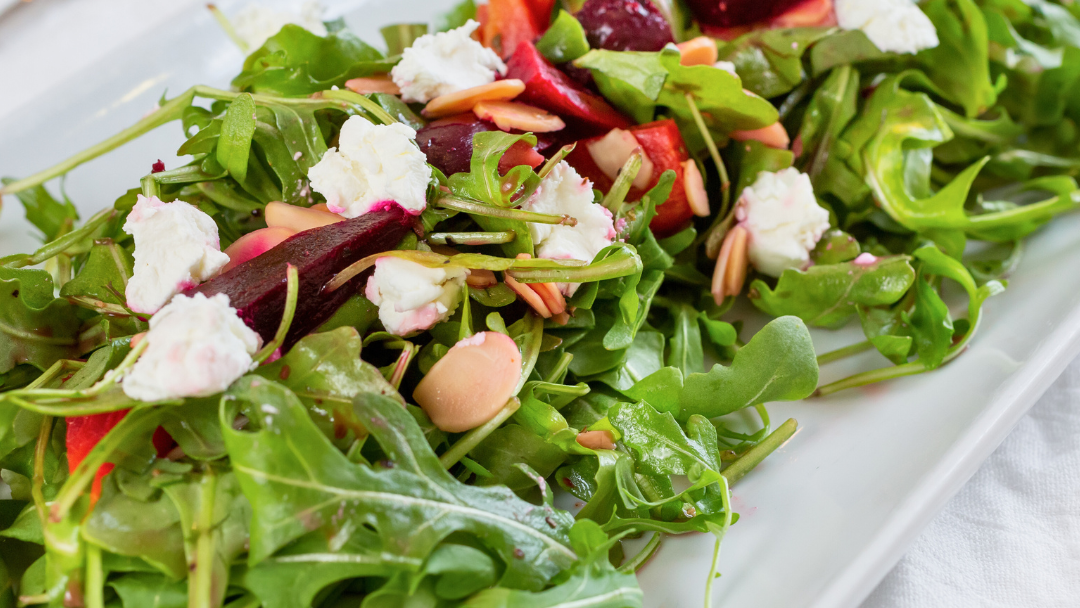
520,162,616,295
233,1,328,50
390,20,507,103
307,116,432,218
714,61,738,76
736,168,831,277
365,257,467,336
834,0,939,55
123,293,262,401
124,195,230,314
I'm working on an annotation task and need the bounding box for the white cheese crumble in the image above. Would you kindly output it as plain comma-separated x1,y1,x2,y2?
123,195,230,314
834,0,939,55
714,61,738,76
390,20,507,103
307,116,432,218
122,293,262,402
233,1,328,51
736,167,831,277
364,257,467,336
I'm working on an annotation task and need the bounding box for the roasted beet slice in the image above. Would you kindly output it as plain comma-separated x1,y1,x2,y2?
185,206,413,348
576,0,675,52
417,115,499,176
506,41,633,136
684,0,807,29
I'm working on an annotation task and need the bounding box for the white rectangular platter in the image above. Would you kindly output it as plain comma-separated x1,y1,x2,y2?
2,1,1079,606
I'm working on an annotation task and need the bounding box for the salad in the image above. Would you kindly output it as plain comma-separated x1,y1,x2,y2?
0,0,1078,606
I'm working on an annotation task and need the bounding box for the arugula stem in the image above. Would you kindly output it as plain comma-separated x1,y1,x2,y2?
684,92,731,217
506,254,641,284
85,543,104,608
253,264,298,363
427,231,516,246
703,474,733,608
537,144,576,179
65,296,135,317
601,150,643,214
3,339,148,405
815,360,926,396
207,4,249,53
439,397,521,469
544,352,574,384
619,532,663,573
31,416,54,525
141,174,160,199
816,340,874,365
721,418,798,485
4,208,116,269
190,468,219,608
318,89,397,125
388,343,417,390
436,196,578,226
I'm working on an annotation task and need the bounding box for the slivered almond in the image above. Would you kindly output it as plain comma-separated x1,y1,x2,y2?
505,275,552,317
344,75,400,95
473,100,565,132
682,159,709,217
711,225,749,305
576,430,615,450
731,121,791,150
530,281,567,315
264,201,344,233
422,79,526,118
466,269,498,289
586,128,655,190
677,36,719,66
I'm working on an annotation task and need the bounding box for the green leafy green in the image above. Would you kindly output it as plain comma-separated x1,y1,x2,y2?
0,268,81,373
536,11,590,64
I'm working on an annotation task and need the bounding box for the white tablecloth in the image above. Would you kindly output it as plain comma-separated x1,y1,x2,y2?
1,1,1078,605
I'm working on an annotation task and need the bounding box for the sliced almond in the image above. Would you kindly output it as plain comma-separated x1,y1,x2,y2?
731,121,791,150
677,36,719,66
130,332,147,348
413,331,523,432
576,430,615,450
264,201,344,233
681,159,709,217
530,281,567,316
422,79,526,119
344,75,400,95
473,100,565,132
552,312,570,326
586,128,655,190
466,269,498,289
711,225,749,305
505,275,552,318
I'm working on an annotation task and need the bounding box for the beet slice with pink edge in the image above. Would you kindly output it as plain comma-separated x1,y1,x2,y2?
185,205,415,349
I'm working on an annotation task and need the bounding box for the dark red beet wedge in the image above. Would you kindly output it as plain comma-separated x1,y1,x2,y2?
185,206,413,348
685,0,806,29
506,41,633,136
576,0,675,52
417,115,499,176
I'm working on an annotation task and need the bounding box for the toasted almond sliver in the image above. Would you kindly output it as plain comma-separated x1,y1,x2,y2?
677,36,719,67
505,274,552,318
264,201,344,233
344,75,400,95
422,79,526,119
577,430,616,450
473,100,566,133
712,225,749,305
731,121,791,150
466,269,498,289
682,159,710,217
529,281,567,316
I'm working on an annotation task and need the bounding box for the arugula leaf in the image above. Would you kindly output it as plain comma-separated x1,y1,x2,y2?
0,268,81,374
809,30,885,75
537,11,590,64
109,573,187,608
574,50,666,124
222,378,578,589
610,402,720,476
917,0,1000,117
59,238,133,305
1,180,78,242
717,27,830,98
906,274,953,370
381,23,427,55
435,0,477,32
469,425,568,492
233,25,395,96
797,65,859,185
748,256,916,328
217,93,257,185
625,317,816,419
858,304,914,365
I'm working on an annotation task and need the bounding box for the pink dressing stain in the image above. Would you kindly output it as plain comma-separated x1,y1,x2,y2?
262,348,283,365
853,252,879,266
369,200,422,216
327,203,347,214
598,206,618,240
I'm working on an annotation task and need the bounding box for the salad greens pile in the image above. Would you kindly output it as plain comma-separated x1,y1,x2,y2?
1,0,1079,606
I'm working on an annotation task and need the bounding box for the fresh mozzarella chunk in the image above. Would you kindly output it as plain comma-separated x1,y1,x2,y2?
122,293,262,401
520,162,616,295
736,167,831,277
834,0,939,55
307,116,432,218
233,1,328,50
123,195,230,314
390,20,507,103
364,257,467,336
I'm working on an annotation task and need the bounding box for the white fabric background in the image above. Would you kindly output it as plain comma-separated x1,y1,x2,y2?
1,1,1078,606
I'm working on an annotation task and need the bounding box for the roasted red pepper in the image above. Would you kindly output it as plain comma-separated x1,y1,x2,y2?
66,412,175,504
